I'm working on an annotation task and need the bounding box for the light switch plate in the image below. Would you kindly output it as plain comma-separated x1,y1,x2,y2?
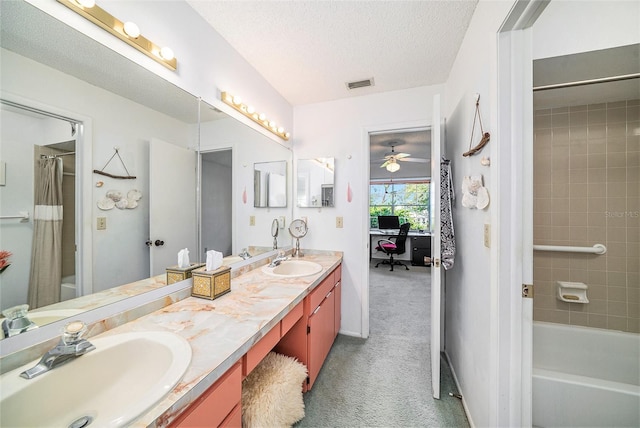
484,224,491,248
97,217,107,230
278,216,285,228
336,216,343,228
250,215,255,226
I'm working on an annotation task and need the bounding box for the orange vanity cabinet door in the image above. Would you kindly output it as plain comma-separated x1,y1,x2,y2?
307,289,335,390
171,362,242,428
334,280,341,338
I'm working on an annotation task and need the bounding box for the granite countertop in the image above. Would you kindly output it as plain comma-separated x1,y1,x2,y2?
101,251,343,427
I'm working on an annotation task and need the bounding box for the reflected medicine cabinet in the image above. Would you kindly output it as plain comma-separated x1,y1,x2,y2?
254,160,287,208
297,157,335,208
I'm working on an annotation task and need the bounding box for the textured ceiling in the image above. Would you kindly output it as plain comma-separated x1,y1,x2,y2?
187,0,478,106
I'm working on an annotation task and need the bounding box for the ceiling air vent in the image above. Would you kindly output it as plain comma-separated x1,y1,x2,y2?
346,77,375,90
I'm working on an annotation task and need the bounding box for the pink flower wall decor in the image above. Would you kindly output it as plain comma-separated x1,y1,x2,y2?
347,182,353,203
242,186,247,204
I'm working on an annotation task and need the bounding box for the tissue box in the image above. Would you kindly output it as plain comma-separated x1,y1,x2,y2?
192,266,232,300
166,263,205,285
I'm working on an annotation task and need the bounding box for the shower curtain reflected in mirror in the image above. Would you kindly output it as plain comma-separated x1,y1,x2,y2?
28,157,63,309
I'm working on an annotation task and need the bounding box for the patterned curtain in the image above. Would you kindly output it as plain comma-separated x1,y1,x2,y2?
28,157,63,309
440,159,456,270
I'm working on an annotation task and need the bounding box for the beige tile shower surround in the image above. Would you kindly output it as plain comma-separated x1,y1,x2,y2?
533,99,639,333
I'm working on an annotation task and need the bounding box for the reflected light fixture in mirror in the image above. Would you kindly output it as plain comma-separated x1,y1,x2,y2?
57,0,177,70
386,159,400,172
221,92,290,141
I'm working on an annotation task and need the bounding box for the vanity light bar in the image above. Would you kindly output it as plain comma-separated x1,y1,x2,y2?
221,92,290,141
57,0,177,71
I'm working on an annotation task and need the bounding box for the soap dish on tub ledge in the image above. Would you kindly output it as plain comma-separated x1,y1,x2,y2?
556,281,589,303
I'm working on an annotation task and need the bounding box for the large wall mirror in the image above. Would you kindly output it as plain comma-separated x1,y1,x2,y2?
199,100,293,263
296,157,335,207
0,1,290,349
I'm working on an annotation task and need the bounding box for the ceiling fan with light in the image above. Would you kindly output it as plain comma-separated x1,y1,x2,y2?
376,142,428,173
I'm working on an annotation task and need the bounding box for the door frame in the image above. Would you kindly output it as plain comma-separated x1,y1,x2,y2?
493,1,547,425
360,119,430,339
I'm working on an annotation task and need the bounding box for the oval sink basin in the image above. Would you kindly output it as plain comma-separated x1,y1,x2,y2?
28,308,84,326
0,331,191,427
262,260,323,278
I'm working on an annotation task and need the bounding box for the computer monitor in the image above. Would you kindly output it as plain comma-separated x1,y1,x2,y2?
377,215,400,230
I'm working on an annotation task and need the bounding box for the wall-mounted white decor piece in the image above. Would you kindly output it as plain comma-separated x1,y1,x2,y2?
106,190,123,202
461,175,489,210
127,189,142,201
97,198,115,210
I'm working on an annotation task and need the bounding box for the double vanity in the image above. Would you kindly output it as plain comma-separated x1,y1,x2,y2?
0,250,342,427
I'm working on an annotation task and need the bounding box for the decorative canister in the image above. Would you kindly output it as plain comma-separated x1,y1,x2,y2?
191,266,232,300
166,263,205,285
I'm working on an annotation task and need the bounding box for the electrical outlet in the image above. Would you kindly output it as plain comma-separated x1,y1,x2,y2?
97,217,107,230
484,224,491,248
250,215,255,226
336,216,343,228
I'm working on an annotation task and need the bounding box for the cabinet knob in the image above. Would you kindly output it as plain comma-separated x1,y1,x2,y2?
155,239,165,247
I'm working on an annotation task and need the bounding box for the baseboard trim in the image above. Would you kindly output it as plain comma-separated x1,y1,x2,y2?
444,350,476,428
337,329,364,338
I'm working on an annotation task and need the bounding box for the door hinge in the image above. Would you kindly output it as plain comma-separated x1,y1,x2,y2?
522,284,533,298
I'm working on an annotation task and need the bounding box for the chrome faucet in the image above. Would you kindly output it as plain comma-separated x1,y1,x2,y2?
268,250,288,267
2,304,37,338
20,321,95,379
239,248,252,260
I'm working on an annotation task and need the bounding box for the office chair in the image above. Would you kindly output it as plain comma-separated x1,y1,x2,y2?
375,222,410,271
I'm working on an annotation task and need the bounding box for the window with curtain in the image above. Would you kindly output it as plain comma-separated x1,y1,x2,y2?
369,180,430,230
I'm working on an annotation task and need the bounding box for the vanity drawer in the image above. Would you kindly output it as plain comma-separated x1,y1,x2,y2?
172,361,241,427
243,323,280,377
281,301,303,336
307,271,335,311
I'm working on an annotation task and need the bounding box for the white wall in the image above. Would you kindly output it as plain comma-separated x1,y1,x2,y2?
443,1,517,426
0,111,40,309
532,0,640,60
293,85,444,337
1,49,192,293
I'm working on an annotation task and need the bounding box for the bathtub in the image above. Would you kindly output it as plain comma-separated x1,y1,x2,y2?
60,274,76,301
533,321,640,427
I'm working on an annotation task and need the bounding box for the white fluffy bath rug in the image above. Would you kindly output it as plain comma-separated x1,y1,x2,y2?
242,352,308,428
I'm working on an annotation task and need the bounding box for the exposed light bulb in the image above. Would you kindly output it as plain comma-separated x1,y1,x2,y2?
258,113,266,121
233,96,243,106
247,105,255,114
277,127,284,134
76,0,95,7
386,161,400,173
284,132,291,139
268,121,276,129
123,21,140,38
159,46,174,61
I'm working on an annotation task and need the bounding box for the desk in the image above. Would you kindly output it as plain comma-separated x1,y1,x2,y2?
370,230,432,266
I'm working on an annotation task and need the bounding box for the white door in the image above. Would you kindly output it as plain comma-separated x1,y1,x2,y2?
149,138,197,276
430,94,443,399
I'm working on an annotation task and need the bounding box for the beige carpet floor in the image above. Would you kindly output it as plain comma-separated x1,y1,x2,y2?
295,261,469,427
